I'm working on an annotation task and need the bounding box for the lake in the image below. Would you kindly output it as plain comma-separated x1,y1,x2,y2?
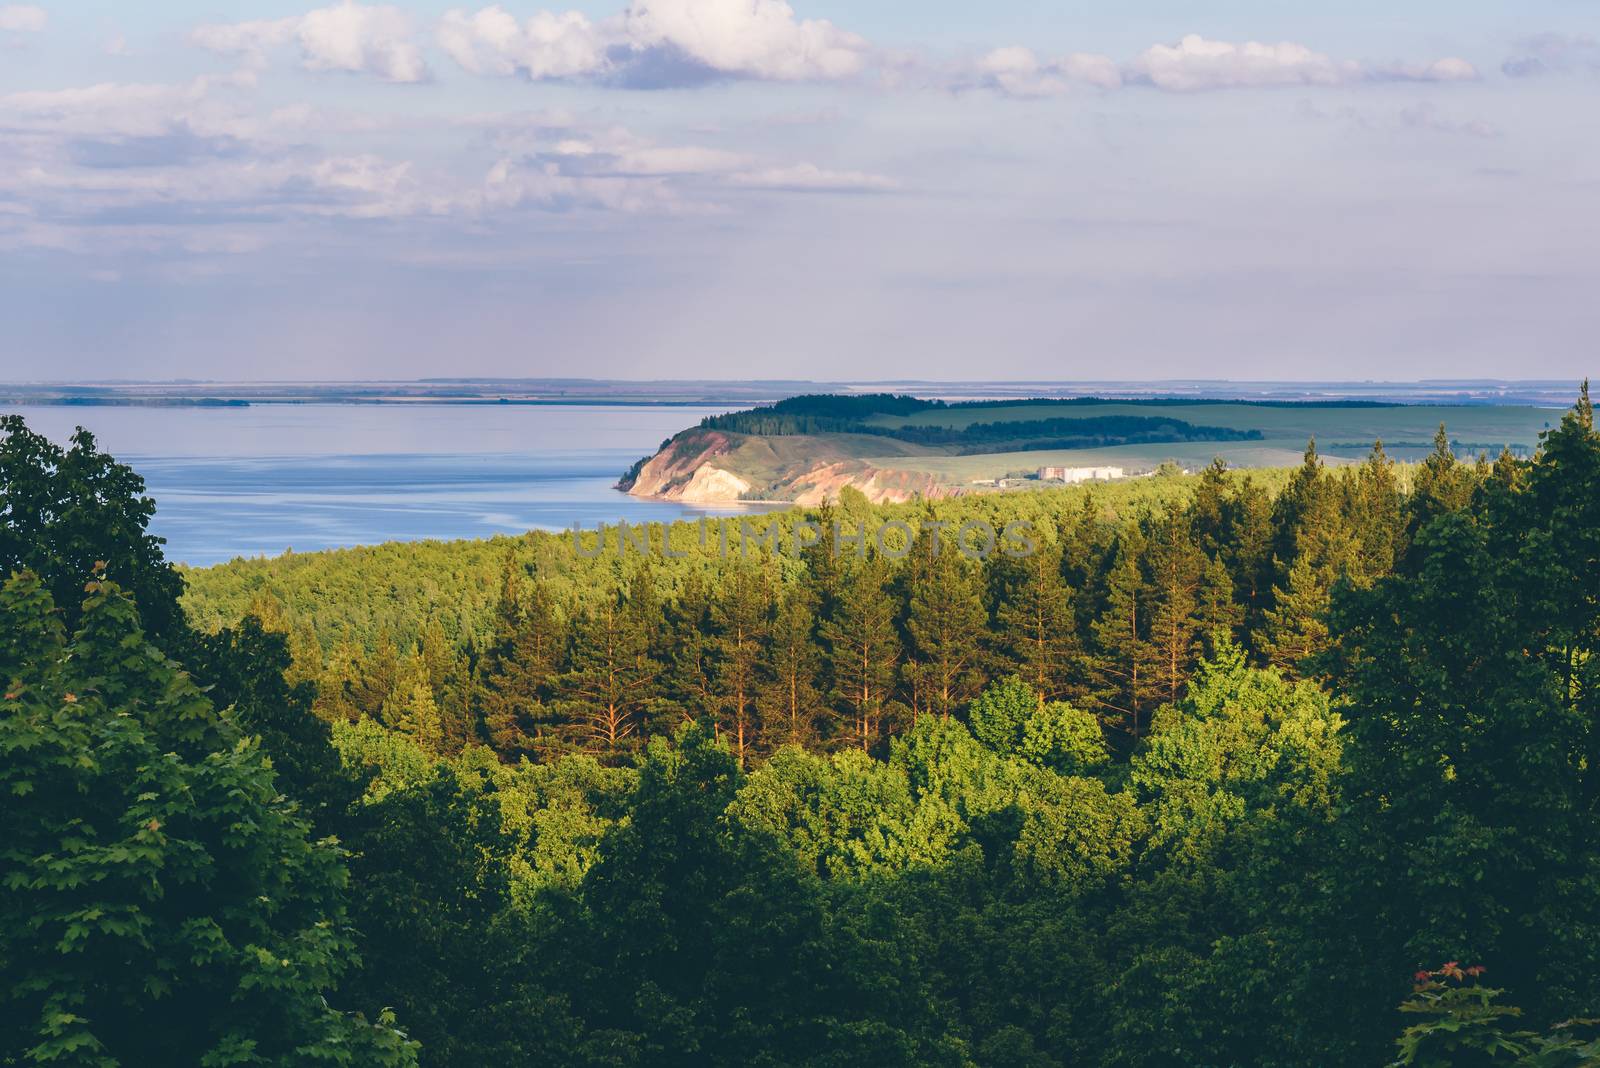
0,404,782,566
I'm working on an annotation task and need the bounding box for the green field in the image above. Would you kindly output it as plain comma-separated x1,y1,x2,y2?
867,440,1323,481
855,401,1560,482
862,400,1559,443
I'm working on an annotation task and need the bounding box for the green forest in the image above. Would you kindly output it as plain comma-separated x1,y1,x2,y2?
5,394,1600,1066
693,393,1264,453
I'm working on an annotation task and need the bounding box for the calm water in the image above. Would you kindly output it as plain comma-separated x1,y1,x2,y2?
2,404,782,566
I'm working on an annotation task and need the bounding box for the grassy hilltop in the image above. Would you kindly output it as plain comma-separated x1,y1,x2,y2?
619,393,1556,503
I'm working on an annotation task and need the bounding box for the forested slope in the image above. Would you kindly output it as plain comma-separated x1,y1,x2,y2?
6,401,1600,1067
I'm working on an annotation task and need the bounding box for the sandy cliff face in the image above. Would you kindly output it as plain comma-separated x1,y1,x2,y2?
618,428,959,505
618,429,739,499
785,462,955,506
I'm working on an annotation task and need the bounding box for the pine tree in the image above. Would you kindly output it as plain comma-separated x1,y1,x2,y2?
381,651,445,756
1089,528,1161,738
419,617,475,755
314,638,366,722
1146,513,1206,703
1408,423,1476,536
559,588,660,760
352,632,400,718
800,501,848,622
820,554,900,752
1256,555,1331,678
995,536,1082,708
1347,440,1405,583
713,563,772,766
903,532,988,721
1190,457,1232,558
1060,493,1108,618
1197,554,1245,651
476,566,565,760
1223,474,1276,641
758,586,829,750
1273,437,1355,583
664,569,718,720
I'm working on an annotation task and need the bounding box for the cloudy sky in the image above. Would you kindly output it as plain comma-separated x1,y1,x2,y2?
1,1,1596,381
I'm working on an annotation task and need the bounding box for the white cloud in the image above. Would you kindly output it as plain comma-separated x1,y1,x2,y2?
437,6,604,79
437,0,870,85
0,76,249,138
477,158,688,213
0,5,46,33
0,67,864,259
1374,56,1479,83
620,0,868,81
1126,34,1476,92
729,162,897,192
1129,35,1356,91
193,2,429,83
967,35,1476,97
974,46,1121,97
528,125,750,174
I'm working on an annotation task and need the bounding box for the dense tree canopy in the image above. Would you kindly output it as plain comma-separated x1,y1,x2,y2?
0,572,415,1066
7,391,1600,1066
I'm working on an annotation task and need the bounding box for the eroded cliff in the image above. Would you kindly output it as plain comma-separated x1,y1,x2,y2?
617,427,959,505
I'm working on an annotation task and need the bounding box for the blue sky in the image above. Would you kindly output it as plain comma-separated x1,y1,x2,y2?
1,1,1597,381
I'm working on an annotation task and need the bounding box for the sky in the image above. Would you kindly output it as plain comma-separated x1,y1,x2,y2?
0,1,1597,382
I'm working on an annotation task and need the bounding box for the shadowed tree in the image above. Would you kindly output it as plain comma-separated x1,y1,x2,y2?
822,553,901,753
1255,555,1331,679
712,562,772,766
184,613,358,833
559,586,661,761
664,569,718,722
1146,512,1206,703
904,529,988,722
476,561,566,759
1406,423,1476,538
1347,440,1406,583
1089,527,1160,738
0,416,186,647
994,536,1083,709
758,585,829,750
0,572,417,1066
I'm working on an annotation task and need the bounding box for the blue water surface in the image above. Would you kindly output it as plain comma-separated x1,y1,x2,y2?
1,403,782,566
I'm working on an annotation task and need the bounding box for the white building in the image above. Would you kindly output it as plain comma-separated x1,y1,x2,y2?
1037,465,1124,484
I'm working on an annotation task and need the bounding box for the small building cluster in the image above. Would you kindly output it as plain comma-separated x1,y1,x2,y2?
1037,465,1125,483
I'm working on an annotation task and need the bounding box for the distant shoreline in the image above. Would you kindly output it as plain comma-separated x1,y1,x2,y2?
0,378,1585,409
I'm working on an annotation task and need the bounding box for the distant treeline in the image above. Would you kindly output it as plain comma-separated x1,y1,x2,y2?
700,394,1267,450
0,397,251,408
896,415,1262,453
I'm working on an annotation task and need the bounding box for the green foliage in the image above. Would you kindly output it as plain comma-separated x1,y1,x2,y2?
339,765,579,1064
969,675,1037,754
732,746,954,880
182,614,360,832
696,393,1264,451
1019,700,1108,775
0,416,186,645
12,392,1600,1067
1392,964,1600,1067
0,572,415,1067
